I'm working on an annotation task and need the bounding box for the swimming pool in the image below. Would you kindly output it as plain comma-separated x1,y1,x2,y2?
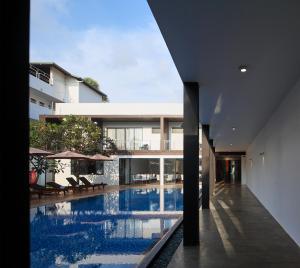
30,187,183,268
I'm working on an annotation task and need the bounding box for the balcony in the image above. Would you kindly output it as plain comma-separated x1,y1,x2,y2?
112,139,161,151
29,65,63,102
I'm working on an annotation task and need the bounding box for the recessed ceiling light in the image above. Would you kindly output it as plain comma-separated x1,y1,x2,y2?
239,65,247,73
232,127,236,131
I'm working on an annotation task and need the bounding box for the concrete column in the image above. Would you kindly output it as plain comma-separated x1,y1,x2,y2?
160,117,165,150
202,125,210,209
160,187,165,212
160,157,164,186
183,82,199,246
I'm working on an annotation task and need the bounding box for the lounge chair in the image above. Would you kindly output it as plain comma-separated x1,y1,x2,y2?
79,176,107,190
65,177,87,191
30,184,67,198
46,181,72,192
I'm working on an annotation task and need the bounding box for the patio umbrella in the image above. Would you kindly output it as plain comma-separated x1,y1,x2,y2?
46,150,89,159
89,154,114,161
46,150,90,183
29,147,53,156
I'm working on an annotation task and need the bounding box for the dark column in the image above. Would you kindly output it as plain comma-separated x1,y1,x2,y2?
202,125,210,209
183,82,199,246
160,117,165,150
2,0,30,266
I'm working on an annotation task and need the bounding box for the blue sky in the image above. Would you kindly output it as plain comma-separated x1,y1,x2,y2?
30,0,182,102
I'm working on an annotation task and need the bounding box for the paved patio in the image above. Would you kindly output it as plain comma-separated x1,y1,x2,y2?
168,184,300,268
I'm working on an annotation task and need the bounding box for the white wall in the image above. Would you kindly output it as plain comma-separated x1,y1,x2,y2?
246,78,300,245
29,102,53,120
169,122,183,150
79,83,103,103
29,89,57,119
55,103,183,116
51,68,69,102
54,159,120,186
66,77,79,103
29,75,62,101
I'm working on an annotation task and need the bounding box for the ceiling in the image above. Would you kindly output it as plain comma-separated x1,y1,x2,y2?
148,0,300,152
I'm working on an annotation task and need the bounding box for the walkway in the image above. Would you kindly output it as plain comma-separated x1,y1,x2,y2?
168,184,300,268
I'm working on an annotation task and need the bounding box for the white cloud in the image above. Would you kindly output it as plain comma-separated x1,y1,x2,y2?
30,1,182,102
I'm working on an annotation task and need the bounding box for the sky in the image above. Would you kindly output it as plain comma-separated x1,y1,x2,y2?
30,0,182,103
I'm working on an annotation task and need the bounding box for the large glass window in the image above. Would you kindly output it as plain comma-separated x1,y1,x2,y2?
106,127,143,150
71,160,104,175
164,159,183,183
119,158,159,185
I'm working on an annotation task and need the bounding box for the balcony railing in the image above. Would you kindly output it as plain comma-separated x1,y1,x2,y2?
29,64,52,84
108,139,202,152
110,139,160,151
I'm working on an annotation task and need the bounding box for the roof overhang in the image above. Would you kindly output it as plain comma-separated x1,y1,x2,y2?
148,0,300,152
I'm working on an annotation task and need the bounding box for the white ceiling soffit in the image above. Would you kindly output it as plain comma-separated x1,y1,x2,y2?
148,0,300,152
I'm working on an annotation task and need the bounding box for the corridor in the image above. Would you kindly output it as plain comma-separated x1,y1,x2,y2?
168,184,300,268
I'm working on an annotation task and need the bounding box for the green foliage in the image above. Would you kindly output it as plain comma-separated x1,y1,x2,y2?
29,115,116,155
30,156,66,175
102,95,109,102
60,115,101,154
30,120,63,151
83,77,99,90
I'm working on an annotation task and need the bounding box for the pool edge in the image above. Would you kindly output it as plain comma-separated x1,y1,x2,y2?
137,215,183,268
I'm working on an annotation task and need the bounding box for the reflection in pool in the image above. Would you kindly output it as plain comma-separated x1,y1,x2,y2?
30,188,183,268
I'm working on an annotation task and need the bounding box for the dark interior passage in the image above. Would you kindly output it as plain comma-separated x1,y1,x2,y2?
216,155,242,184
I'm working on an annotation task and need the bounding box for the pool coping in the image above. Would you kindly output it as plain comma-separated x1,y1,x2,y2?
137,192,202,268
137,214,183,268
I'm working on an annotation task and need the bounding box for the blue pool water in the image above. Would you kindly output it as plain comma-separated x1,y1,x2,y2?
30,188,183,268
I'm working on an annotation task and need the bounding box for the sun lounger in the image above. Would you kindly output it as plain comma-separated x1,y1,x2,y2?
65,177,88,191
78,176,107,190
30,184,67,198
46,181,72,192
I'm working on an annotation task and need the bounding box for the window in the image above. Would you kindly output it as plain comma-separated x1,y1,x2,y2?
106,127,143,150
172,127,183,133
39,101,45,107
30,98,36,104
71,160,104,175
48,104,51,109
152,127,160,134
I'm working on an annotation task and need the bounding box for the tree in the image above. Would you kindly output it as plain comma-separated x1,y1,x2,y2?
29,115,116,155
83,77,99,90
30,120,63,151
102,95,109,102
29,155,66,176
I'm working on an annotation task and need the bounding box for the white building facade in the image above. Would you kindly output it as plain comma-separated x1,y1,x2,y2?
29,63,107,120
42,103,202,186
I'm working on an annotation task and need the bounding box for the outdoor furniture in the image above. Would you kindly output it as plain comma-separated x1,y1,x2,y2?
78,176,107,190
65,177,87,191
30,184,67,199
46,181,72,192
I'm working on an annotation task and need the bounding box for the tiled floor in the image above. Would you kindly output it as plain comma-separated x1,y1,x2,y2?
168,184,300,268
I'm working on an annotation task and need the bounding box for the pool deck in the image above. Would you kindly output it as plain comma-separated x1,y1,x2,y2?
30,183,183,208
167,183,300,268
